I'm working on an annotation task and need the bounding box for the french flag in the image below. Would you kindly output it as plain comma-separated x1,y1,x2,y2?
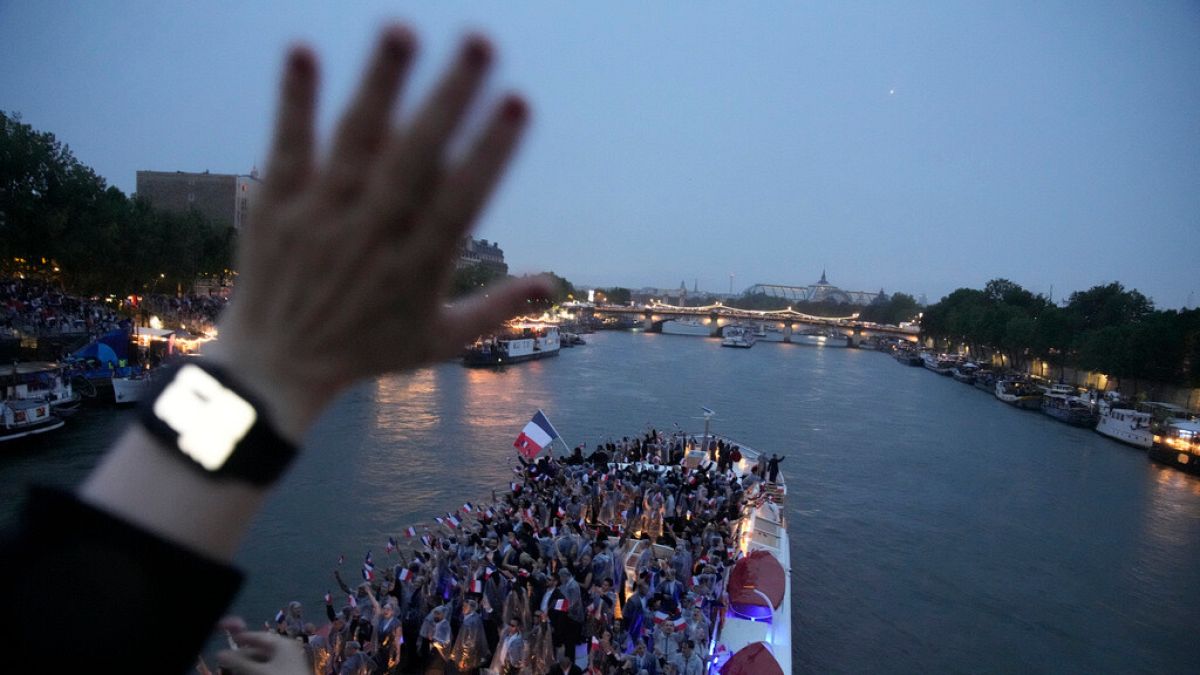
513,410,561,460
434,516,445,527
556,506,566,519
386,537,397,554
362,563,375,581
484,508,495,520
484,566,495,579
672,617,687,630
462,502,474,513
274,609,285,624
590,636,600,650
421,535,433,549
653,611,670,624
398,568,413,582
553,598,569,612
405,526,417,538
348,595,357,608
469,579,484,594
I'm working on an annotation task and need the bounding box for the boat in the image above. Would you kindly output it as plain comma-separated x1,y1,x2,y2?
951,362,980,384
721,325,757,348
630,432,791,675
112,371,156,405
661,319,713,336
559,332,586,348
1149,418,1200,474
2,362,82,416
994,378,1042,409
892,348,923,366
972,369,997,393
0,398,64,443
921,352,958,375
1040,391,1099,427
794,330,850,348
1095,405,1155,449
462,321,561,367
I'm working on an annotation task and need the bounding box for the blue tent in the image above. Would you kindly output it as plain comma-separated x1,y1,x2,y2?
72,342,119,365
70,329,129,365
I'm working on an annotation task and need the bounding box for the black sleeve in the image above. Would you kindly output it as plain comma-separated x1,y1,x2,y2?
327,601,338,623
0,487,243,675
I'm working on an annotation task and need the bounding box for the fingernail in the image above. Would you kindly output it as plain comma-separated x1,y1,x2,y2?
501,96,528,123
289,48,315,77
383,25,414,60
463,36,492,69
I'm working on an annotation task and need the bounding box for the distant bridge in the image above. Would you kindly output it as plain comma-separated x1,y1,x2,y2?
579,301,920,343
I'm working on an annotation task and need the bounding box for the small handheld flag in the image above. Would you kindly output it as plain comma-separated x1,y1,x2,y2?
405,526,417,538
469,579,484,594
398,568,413,582
348,595,357,608
462,502,474,513
553,598,569,612
274,609,285,624
386,537,397,553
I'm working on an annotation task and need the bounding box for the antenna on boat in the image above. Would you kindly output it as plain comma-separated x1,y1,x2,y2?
701,406,715,453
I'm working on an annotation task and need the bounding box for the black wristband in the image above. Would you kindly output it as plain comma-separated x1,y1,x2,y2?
138,360,297,486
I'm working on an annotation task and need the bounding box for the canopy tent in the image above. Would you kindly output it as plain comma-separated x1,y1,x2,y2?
70,328,130,365
71,342,119,366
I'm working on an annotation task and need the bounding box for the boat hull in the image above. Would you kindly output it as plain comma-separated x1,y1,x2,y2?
462,348,561,368
0,416,65,443
1148,444,1200,474
1094,410,1153,449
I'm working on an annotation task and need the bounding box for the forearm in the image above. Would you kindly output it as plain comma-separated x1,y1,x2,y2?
79,424,271,562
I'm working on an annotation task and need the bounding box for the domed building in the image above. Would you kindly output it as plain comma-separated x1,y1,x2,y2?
747,270,887,306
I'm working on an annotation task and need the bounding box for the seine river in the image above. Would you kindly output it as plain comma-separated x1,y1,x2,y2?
3,330,1199,673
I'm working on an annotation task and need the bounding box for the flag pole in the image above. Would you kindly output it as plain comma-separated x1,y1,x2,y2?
537,408,571,456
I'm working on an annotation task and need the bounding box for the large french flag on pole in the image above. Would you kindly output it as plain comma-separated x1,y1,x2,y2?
514,410,560,459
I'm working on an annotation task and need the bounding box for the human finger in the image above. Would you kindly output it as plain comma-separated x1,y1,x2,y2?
264,46,319,200
323,25,416,201
374,34,492,223
215,648,272,675
233,630,289,653
421,93,528,250
436,276,554,357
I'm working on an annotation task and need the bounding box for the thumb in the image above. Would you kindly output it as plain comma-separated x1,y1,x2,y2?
437,276,555,356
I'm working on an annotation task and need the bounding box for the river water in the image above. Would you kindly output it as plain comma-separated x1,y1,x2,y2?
3,330,1198,673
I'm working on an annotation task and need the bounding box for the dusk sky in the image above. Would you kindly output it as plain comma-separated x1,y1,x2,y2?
2,2,1197,308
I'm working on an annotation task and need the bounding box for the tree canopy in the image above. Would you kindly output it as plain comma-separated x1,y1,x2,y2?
921,278,1199,388
1,111,236,295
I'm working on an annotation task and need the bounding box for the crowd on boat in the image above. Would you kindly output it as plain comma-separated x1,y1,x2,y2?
889,345,1200,475
237,430,784,675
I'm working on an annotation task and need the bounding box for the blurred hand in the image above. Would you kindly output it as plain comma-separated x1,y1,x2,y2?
210,25,551,442
216,631,309,675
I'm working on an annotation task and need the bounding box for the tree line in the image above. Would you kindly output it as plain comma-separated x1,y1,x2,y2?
0,111,235,296
921,278,1200,389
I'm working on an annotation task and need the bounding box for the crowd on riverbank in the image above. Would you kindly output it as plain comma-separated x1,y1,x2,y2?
0,277,124,338
240,431,781,675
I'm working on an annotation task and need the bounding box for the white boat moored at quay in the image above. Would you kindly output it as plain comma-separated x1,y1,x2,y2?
661,319,713,336
721,325,757,348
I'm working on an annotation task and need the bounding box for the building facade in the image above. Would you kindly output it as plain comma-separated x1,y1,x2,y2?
457,237,507,274
135,168,262,230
